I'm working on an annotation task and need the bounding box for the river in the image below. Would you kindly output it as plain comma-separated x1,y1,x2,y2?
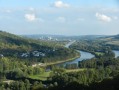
56,50,119,68
113,50,119,58
58,42,119,67
54,41,94,67
48,41,119,68
56,50,94,67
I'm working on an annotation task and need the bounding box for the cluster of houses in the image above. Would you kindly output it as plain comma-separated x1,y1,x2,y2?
21,51,46,58
38,36,58,41
32,63,46,67
0,48,56,58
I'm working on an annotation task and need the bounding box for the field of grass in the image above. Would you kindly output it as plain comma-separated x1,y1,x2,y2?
29,71,51,81
95,52,104,56
29,68,94,81
66,68,86,73
29,69,85,81
100,37,113,41
106,41,119,46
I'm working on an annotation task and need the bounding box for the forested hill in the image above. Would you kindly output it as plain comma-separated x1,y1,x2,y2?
0,30,54,54
0,31,58,50
0,31,79,63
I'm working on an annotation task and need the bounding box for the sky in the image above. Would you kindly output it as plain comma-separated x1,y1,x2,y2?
0,0,119,35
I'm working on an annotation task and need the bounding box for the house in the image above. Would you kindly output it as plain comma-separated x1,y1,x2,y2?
32,51,46,57
21,53,29,57
32,63,46,67
32,51,40,57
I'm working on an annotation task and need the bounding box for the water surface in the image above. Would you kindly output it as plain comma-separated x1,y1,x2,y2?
56,50,94,67
113,50,119,58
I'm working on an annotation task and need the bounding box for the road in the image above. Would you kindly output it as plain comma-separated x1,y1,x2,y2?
65,40,76,48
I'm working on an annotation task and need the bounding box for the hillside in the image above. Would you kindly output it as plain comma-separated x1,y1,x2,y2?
0,31,79,63
98,34,119,50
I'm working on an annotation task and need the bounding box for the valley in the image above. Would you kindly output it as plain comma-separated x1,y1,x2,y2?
1,0,119,90
1,31,119,90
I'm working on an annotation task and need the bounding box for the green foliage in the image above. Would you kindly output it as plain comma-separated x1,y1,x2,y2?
1,31,119,90
0,31,79,63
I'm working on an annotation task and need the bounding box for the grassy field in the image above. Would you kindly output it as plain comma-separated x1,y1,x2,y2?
100,37,113,41
29,68,85,81
95,52,104,56
29,71,51,81
29,68,93,81
106,41,119,46
66,68,86,73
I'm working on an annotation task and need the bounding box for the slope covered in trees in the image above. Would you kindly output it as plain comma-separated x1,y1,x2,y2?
0,31,79,63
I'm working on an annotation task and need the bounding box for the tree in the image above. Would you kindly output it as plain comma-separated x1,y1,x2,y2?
25,79,30,90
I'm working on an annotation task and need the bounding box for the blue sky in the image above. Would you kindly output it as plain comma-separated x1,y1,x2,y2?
0,0,119,35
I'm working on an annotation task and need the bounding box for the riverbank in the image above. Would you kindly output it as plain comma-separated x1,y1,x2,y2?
45,40,80,66
46,55,80,66
31,40,79,68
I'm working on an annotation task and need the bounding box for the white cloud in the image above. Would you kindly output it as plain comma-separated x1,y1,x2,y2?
96,12,111,22
24,13,45,23
53,1,70,8
25,13,36,22
56,17,66,23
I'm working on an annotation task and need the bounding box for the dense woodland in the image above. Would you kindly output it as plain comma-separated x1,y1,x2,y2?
1,31,119,90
